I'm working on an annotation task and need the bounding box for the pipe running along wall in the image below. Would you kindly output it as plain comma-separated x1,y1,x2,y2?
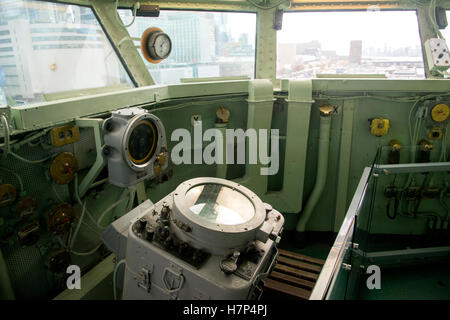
296,112,332,234
231,79,313,214
262,80,313,213
0,248,14,299
215,122,228,179
233,79,274,195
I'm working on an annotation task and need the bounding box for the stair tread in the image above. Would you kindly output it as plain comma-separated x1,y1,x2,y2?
264,278,311,300
269,270,316,289
278,249,325,266
274,263,319,281
276,255,322,273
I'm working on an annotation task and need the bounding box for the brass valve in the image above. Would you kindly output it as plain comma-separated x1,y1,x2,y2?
318,103,334,116
419,139,433,151
388,139,401,164
216,106,230,123
389,139,401,151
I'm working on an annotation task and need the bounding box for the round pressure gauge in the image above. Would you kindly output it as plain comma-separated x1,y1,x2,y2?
431,103,450,122
170,177,267,255
141,27,172,63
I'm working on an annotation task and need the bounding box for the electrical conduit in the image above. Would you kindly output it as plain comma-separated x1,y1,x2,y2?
295,112,332,241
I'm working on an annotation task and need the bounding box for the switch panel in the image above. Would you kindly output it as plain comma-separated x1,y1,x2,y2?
424,38,450,73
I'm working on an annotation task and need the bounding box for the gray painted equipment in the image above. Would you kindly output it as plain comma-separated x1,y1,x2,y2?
103,177,284,299
102,107,168,187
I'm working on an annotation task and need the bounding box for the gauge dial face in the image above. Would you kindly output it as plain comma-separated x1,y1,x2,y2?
141,27,172,63
153,33,172,59
431,103,450,122
127,120,158,165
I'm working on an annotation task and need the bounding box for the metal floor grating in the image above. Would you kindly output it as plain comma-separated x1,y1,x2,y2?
2,244,51,299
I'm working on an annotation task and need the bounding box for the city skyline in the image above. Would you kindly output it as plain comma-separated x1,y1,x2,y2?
0,0,132,105
278,11,424,56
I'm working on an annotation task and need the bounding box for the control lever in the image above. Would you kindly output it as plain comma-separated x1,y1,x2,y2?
220,251,240,274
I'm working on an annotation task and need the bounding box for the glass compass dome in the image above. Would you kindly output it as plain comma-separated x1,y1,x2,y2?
171,177,268,255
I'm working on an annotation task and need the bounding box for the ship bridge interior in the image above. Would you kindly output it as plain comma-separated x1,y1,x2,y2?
0,0,449,301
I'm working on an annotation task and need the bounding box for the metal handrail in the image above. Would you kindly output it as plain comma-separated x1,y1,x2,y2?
310,166,372,300
311,160,450,299
374,162,450,174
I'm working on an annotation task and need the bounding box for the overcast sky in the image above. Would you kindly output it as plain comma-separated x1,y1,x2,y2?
125,9,449,55
228,10,446,56
279,11,424,54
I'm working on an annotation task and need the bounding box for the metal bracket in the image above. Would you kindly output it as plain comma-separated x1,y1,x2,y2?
75,118,105,198
135,182,147,205
342,263,352,271
162,264,184,299
248,247,278,299
136,267,152,293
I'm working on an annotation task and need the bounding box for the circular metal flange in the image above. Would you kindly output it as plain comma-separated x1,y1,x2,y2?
16,196,37,219
0,184,17,207
121,112,164,172
170,177,266,255
47,203,75,234
431,103,450,123
50,152,79,184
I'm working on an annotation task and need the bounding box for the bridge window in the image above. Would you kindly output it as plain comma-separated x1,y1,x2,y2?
277,10,425,79
443,10,450,40
119,10,256,84
0,0,133,106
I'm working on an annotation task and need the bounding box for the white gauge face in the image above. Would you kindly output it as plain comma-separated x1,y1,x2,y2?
154,33,171,59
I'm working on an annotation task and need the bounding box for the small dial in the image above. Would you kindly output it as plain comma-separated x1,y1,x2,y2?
141,27,172,63
431,103,450,122
153,33,172,60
